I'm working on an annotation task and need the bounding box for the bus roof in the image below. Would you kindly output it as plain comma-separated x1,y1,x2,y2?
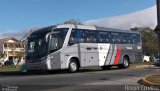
56,24,140,34
33,24,140,35
95,26,140,34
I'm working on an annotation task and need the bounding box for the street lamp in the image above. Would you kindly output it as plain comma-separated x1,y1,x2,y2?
155,0,160,65
155,0,160,50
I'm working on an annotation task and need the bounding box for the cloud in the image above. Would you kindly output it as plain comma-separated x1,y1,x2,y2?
84,5,157,30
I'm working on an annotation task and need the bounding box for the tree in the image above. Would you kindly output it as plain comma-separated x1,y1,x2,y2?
130,27,159,56
23,28,37,39
64,19,82,25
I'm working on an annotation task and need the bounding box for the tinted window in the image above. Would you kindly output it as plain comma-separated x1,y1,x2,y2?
85,30,98,43
121,33,141,44
68,29,85,45
125,33,131,44
27,28,51,59
110,32,121,43
68,29,77,45
120,33,126,44
79,30,85,43
68,29,141,44
98,31,110,43
130,33,141,44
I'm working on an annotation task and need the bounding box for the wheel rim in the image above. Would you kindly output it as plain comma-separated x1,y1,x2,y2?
124,59,129,67
70,62,77,71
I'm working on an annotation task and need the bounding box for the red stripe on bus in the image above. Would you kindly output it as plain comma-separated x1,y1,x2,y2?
114,47,122,65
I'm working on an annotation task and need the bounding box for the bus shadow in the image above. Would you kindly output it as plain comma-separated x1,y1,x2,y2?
0,71,49,76
0,67,122,76
78,67,120,73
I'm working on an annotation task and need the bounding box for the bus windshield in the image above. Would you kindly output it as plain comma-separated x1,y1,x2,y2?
26,28,68,60
27,33,48,59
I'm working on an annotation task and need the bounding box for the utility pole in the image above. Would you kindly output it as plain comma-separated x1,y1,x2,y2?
155,0,160,65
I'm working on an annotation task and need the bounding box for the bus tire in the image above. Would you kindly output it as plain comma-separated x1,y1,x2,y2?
118,57,129,69
101,65,111,70
68,59,79,73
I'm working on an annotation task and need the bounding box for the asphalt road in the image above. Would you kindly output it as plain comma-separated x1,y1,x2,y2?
0,66,159,91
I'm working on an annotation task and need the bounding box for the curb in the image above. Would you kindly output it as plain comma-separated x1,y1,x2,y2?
142,75,160,87
130,65,153,69
136,65,153,68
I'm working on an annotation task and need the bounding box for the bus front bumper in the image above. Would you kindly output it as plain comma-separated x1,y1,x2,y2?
25,61,48,71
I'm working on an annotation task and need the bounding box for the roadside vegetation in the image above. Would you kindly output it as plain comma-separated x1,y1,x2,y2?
0,65,21,72
130,27,159,56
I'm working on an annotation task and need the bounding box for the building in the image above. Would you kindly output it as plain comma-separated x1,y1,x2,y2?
0,37,26,66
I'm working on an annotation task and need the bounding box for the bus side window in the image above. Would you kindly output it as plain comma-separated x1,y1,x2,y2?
79,30,85,43
130,34,135,44
121,33,126,44
110,32,119,44
119,33,124,44
98,31,110,43
130,33,140,44
137,34,140,44
134,34,140,44
98,32,103,43
68,30,77,46
50,37,59,50
85,30,98,43
110,33,114,43
68,29,86,45
117,33,121,43
124,33,130,44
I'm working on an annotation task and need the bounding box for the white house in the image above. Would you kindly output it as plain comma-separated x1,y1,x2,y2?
0,38,25,66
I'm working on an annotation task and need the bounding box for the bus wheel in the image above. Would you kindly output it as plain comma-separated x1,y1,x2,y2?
68,59,79,73
101,65,111,70
118,57,129,69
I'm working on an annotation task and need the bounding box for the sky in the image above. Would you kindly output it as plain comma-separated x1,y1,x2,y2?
0,0,156,34
85,5,157,30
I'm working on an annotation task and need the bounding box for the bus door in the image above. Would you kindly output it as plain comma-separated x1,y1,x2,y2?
84,44,99,66
84,31,99,66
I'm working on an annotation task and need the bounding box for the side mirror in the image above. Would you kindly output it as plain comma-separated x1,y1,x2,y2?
46,34,51,43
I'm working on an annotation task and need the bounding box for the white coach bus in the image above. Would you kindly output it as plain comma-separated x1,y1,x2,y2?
25,24,142,72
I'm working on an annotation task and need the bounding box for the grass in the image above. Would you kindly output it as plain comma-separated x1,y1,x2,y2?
0,65,22,72
145,75,160,85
